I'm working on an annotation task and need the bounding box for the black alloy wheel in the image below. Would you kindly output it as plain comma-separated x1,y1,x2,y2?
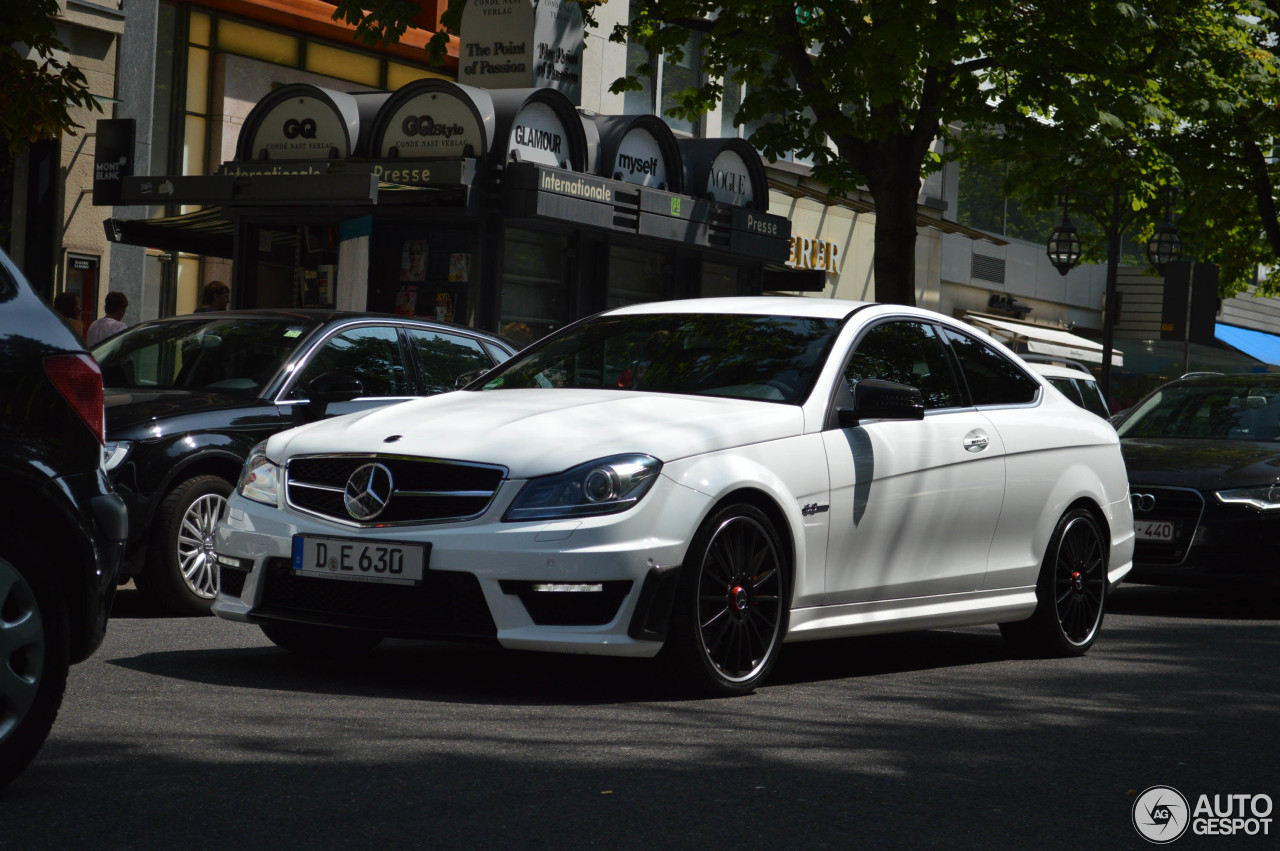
666,503,789,695
1000,507,1107,656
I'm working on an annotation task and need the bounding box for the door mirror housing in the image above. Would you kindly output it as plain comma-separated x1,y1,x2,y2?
300,372,362,418
838,379,925,427
455,367,490,390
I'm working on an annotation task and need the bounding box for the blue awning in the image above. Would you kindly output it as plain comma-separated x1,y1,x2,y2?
1215,323,1280,365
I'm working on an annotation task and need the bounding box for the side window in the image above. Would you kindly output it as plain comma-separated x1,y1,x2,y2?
1048,376,1083,406
1078,379,1112,418
292,326,410,398
844,320,961,410
941,327,1038,406
406,329,495,394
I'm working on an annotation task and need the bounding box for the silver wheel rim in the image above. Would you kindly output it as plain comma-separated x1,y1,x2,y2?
1054,516,1106,646
0,559,44,741
176,493,227,599
696,515,783,684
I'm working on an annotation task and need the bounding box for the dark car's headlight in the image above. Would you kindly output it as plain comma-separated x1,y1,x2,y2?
504,454,662,521
238,443,282,506
1215,486,1280,511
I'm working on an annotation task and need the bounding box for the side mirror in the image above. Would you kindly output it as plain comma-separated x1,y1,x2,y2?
306,372,362,405
455,367,489,390
838,379,925,427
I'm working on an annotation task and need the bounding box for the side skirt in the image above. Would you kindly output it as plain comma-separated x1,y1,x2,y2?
785,588,1037,642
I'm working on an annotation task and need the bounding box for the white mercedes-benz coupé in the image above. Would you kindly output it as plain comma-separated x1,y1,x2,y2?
212,297,1133,694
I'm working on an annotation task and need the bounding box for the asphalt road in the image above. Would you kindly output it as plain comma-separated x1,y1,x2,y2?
2,584,1277,850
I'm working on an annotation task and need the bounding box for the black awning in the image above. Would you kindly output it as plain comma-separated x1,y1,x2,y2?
763,265,827,293
104,208,235,258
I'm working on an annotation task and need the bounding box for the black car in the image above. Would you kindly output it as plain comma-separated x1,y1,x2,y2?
92,310,516,615
0,249,127,789
1116,373,1280,586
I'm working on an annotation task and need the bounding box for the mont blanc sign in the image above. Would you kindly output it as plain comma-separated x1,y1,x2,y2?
458,0,584,104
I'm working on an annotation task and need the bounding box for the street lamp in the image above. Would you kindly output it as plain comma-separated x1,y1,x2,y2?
1047,194,1083,276
1045,182,1181,404
1146,188,1183,272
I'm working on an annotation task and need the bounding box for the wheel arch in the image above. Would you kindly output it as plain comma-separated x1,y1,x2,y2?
694,486,798,601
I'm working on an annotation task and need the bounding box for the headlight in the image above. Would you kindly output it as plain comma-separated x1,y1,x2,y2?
102,440,132,472
1215,485,1280,511
238,444,281,506
504,454,662,521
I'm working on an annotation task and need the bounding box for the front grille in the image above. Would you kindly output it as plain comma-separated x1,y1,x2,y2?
1131,485,1206,566
257,558,496,639
286,455,506,526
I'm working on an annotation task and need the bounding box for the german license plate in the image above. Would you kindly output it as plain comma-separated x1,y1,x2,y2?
1135,520,1175,542
291,535,428,585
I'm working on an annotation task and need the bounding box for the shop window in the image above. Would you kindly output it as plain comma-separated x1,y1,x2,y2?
306,43,380,87
623,23,702,137
388,62,449,89
501,228,569,347
182,115,206,178
189,11,211,47
607,245,667,308
701,261,749,298
217,19,299,66
186,46,209,114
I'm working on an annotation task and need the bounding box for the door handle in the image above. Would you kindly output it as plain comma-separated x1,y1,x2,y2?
963,431,989,452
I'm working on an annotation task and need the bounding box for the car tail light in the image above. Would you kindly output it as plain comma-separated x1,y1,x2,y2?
44,353,105,445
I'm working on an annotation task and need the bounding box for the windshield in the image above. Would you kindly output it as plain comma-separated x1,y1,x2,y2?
472,312,842,404
1117,381,1280,440
93,317,314,394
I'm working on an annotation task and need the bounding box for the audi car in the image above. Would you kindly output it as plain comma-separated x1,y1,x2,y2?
1116,373,1280,586
212,297,1133,695
92,310,515,615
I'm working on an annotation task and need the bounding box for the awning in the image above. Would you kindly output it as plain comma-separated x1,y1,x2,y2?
104,207,234,257
1215,323,1280,366
964,313,1123,367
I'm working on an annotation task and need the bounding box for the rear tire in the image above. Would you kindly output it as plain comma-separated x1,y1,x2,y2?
1000,507,1108,657
138,474,231,616
663,503,789,696
260,621,384,658
0,544,70,789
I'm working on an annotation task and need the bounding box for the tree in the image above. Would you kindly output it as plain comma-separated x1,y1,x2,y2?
0,0,101,158
957,3,1274,297
615,1,1272,306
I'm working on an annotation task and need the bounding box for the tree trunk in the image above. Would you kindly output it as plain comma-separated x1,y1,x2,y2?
865,154,924,307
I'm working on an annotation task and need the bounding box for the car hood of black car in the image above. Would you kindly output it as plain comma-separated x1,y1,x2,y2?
104,388,264,436
1121,437,1280,488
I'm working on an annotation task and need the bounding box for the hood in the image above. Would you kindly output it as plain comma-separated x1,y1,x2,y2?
271,388,805,477
1121,437,1280,489
105,388,262,436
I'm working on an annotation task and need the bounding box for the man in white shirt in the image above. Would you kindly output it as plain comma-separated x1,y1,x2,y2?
86,291,129,347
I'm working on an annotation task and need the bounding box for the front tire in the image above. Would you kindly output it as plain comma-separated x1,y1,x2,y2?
138,474,231,616
1000,507,1108,656
663,503,789,696
260,621,384,658
0,545,70,789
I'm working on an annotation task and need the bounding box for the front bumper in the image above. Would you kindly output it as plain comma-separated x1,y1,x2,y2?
1130,492,1280,586
212,475,710,657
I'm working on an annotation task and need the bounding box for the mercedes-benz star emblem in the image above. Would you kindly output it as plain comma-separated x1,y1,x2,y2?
344,462,394,521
